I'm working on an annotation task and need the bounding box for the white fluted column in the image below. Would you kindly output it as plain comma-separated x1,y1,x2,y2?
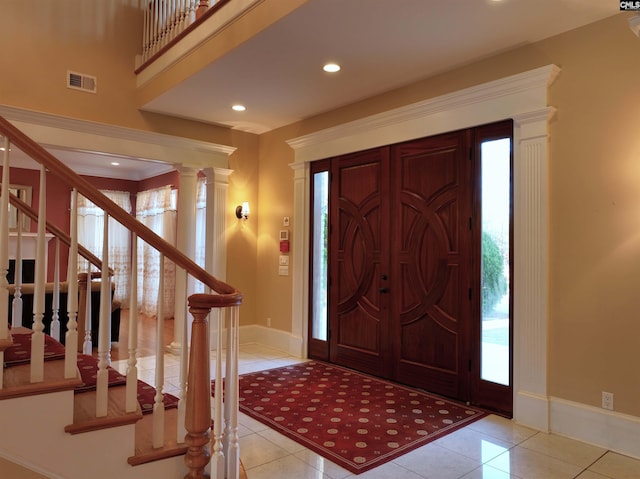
170,166,197,354
512,108,555,432
203,167,232,349
289,162,309,357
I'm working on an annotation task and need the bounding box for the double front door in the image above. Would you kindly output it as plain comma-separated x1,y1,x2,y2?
309,122,512,414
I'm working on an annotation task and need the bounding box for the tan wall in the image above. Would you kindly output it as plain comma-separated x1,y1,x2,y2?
227,131,260,327
1,0,261,325
0,0,233,144
257,13,640,416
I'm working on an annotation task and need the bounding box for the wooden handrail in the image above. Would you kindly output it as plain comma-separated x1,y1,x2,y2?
4,189,106,273
0,116,242,306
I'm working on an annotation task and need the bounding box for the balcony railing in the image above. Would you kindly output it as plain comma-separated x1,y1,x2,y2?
138,0,228,68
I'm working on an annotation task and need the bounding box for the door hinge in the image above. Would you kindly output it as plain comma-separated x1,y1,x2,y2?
468,288,472,300
468,217,472,230
468,359,472,372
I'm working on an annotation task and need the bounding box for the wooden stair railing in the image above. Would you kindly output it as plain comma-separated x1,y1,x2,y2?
4,190,112,357
6,190,106,272
0,116,243,479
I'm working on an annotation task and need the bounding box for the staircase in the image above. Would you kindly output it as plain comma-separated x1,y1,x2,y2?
0,115,244,479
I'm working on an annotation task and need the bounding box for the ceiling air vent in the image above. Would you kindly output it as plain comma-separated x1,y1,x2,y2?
67,71,97,93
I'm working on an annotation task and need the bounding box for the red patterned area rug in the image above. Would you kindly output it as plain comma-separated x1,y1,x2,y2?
236,361,487,474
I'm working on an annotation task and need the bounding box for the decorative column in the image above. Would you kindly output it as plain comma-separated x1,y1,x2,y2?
289,162,309,357
170,166,197,354
202,167,232,348
512,108,555,432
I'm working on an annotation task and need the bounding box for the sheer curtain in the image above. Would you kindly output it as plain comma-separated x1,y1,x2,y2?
136,186,177,318
77,190,132,304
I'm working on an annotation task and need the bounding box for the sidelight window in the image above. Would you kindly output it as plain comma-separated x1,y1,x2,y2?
311,170,329,341
480,138,511,386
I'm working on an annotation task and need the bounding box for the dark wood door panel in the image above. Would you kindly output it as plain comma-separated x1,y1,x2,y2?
317,122,512,415
391,131,472,399
329,148,392,378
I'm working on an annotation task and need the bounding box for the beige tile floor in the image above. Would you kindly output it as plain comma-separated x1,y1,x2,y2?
113,344,640,479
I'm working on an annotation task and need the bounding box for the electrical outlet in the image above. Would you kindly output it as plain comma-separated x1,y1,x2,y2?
267,317,271,328
602,391,614,410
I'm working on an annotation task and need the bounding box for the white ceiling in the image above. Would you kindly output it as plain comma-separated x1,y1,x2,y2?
142,0,622,134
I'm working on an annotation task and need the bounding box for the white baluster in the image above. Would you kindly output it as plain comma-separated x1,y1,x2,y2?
211,308,225,479
83,265,93,355
96,212,111,417
0,136,11,390
143,0,152,62
160,0,168,50
224,305,240,479
152,0,160,56
153,253,166,448
11,203,23,328
31,165,47,383
179,0,189,31
168,0,177,41
65,189,79,379
188,0,197,24
50,238,61,341
126,234,139,413
176,265,188,444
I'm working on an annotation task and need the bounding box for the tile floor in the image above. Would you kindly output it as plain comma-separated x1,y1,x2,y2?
112,344,640,479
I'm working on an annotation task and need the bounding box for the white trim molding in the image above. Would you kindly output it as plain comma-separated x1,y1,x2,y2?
0,104,236,178
550,397,640,459
239,325,305,357
287,64,560,432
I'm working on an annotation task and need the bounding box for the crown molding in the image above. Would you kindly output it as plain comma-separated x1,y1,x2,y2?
287,64,560,163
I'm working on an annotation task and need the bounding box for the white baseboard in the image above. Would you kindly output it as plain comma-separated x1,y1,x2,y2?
210,324,305,358
550,396,640,459
239,325,305,357
514,390,550,432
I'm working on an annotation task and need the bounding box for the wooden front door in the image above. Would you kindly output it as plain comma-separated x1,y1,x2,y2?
329,147,393,378
328,131,473,400
390,131,473,399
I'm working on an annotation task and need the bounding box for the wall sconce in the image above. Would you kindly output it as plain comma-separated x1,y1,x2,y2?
235,201,250,220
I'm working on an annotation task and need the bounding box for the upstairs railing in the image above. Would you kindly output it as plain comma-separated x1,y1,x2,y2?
0,116,243,479
137,0,228,68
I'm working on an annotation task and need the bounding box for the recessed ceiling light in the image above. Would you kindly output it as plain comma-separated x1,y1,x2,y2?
232,104,246,112
323,63,341,73
111,161,120,166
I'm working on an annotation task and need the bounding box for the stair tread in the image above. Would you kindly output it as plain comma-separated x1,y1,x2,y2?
65,385,142,434
0,358,82,400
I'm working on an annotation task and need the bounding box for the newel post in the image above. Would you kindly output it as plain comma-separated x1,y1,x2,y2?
195,0,209,19
184,297,212,479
